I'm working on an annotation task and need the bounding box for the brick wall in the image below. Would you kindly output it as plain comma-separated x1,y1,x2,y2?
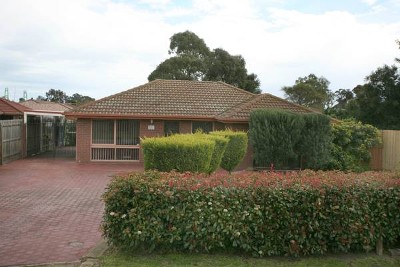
179,121,192,133
139,120,164,138
76,118,91,163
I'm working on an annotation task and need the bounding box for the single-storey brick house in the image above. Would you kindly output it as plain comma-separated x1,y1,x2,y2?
65,79,316,169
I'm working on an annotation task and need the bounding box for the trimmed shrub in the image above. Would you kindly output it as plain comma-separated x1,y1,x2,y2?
298,113,332,169
326,119,381,171
202,134,229,174
249,109,304,169
210,130,248,172
103,170,400,257
142,135,215,173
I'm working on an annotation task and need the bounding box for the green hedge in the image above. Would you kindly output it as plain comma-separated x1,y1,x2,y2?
249,109,304,169
103,170,400,257
142,135,215,173
210,130,248,172
249,109,332,170
299,113,332,169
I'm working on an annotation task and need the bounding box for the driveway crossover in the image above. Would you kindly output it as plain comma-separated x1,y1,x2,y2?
0,157,142,266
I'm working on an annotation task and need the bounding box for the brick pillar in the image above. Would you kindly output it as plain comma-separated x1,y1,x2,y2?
139,120,164,138
76,119,91,163
139,120,164,162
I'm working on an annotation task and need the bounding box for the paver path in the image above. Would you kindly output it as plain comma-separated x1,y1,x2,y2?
0,157,143,266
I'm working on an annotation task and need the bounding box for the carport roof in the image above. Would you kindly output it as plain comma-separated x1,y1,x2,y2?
0,98,32,115
20,100,74,114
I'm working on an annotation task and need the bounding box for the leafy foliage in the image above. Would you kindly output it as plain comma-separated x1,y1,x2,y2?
141,134,215,173
206,48,261,94
350,65,400,130
249,109,331,170
148,55,208,81
325,89,355,119
210,130,248,173
44,89,69,103
148,31,260,94
327,42,400,129
169,31,210,58
37,89,94,105
326,120,381,171
282,74,331,111
103,170,400,257
67,93,95,105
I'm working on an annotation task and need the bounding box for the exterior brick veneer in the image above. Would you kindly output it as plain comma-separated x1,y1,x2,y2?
75,118,253,170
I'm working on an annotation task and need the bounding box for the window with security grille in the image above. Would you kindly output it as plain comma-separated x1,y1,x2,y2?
91,119,140,161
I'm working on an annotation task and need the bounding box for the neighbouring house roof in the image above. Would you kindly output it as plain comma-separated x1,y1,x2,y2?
0,98,32,115
20,100,74,114
65,79,317,122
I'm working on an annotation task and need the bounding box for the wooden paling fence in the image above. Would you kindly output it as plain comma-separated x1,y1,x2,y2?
0,119,23,164
370,130,400,171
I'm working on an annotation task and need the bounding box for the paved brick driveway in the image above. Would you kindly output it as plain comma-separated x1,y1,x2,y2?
0,157,143,266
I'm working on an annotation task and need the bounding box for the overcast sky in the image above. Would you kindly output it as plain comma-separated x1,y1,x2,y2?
1,0,399,101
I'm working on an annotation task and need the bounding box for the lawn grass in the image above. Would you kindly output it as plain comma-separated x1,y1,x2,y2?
100,250,400,267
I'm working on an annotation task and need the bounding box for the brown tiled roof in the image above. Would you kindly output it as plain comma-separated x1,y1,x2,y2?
66,79,319,122
20,100,74,113
0,98,32,115
67,80,255,119
217,93,316,122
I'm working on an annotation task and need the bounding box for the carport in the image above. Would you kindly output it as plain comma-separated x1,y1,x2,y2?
0,99,77,164
25,112,76,158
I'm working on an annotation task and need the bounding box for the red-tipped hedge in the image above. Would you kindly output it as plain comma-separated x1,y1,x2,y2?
103,170,400,256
